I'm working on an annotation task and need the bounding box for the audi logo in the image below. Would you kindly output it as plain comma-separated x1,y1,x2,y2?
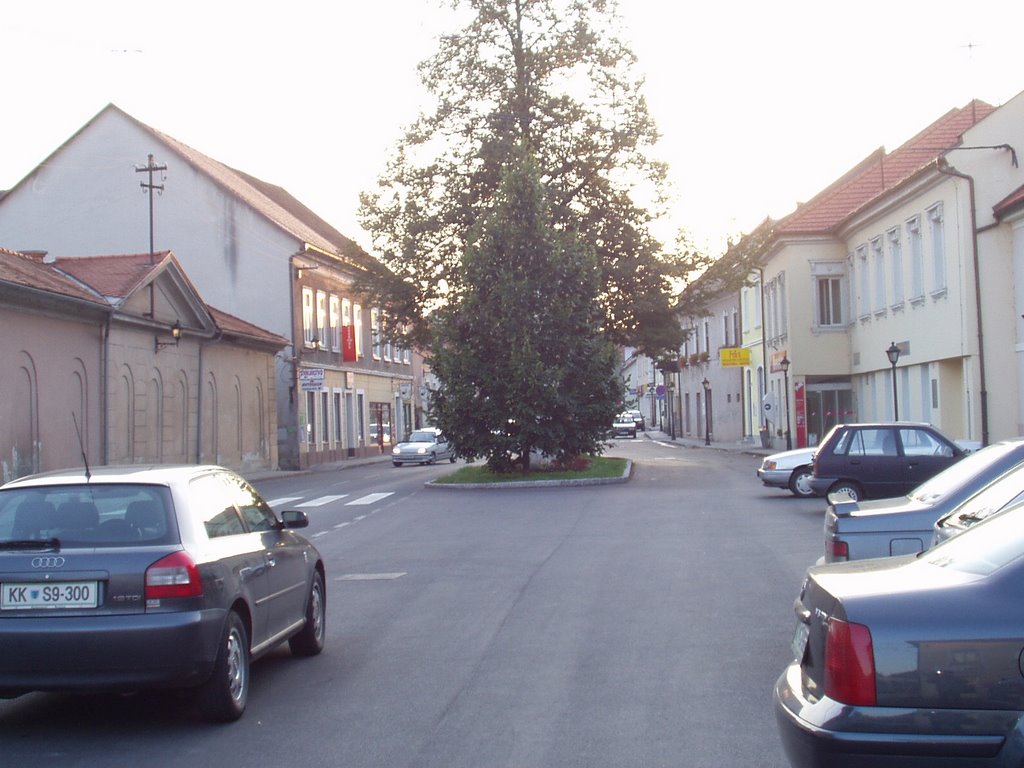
31,557,66,569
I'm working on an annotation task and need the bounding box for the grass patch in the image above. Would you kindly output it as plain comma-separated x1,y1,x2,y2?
433,455,628,484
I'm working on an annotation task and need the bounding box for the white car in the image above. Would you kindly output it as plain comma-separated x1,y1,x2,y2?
757,446,816,498
392,429,456,466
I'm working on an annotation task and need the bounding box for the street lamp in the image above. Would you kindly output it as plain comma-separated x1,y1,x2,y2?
780,355,792,450
886,342,901,421
702,378,711,446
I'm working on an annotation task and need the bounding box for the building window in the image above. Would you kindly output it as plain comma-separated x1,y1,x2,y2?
816,276,843,326
887,227,903,305
305,391,316,444
927,203,946,294
371,308,382,360
353,304,363,359
329,295,341,351
907,216,924,300
315,291,327,348
856,245,869,319
301,288,315,347
871,237,885,313
321,391,330,447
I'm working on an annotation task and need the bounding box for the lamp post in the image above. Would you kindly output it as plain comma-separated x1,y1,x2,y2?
886,342,901,421
780,355,792,450
702,378,711,446
666,377,676,440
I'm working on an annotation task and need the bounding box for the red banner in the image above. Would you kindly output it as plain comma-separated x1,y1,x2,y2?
341,325,357,362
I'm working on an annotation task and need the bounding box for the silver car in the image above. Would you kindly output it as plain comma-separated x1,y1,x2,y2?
757,446,817,498
0,465,326,721
823,438,1024,562
392,429,456,466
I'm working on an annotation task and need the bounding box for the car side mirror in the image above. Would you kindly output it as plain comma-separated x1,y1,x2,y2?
280,509,309,529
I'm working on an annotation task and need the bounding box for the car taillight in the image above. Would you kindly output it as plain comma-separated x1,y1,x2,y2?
146,551,203,599
829,539,849,561
825,618,876,705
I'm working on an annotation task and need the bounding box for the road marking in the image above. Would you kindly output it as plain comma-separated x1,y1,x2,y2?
346,492,394,506
297,494,349,507
267,496,303,507
337,572,407,581
334,522,352,529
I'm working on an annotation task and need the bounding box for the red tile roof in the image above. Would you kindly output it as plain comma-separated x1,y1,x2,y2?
54,252,167,300
207,306,289,347
776,100,995,235
0,247,107,305
994,185,1024,220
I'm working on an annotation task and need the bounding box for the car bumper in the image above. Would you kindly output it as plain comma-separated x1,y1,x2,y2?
0,608,225,694
757,468,791,489
808,477,836,496
392,453,433,463
774,663,1018,767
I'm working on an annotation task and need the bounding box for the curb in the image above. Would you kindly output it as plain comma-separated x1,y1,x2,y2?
423,459,633,490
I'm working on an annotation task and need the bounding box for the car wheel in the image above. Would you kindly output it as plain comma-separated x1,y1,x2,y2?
289,570,326,657
392,461,401,467
198,611,250,722
828,480,864,501
428,452,437,465
449,455,457,463
788,467,815,498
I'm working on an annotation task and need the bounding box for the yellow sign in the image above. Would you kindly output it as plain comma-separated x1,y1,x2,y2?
720,348,751,367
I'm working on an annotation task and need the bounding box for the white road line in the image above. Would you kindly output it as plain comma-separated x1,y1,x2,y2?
297,494,349,507
267,496,303,507
346,492,394,506
337,573,407,581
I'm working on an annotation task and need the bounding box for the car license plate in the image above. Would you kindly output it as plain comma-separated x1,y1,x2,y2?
791,622,810,661
1,581,99,610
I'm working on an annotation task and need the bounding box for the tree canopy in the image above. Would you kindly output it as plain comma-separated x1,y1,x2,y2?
430,148,621,472
358,0,695,357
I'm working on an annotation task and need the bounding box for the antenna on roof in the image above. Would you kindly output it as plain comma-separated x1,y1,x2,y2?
72,412,92,482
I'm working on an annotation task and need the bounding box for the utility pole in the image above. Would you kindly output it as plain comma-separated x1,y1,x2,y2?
135,154,167,319
135,154,167,265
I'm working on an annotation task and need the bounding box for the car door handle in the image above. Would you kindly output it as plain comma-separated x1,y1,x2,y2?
265,553,277,568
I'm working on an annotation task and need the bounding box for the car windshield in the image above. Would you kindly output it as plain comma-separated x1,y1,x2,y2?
0,484,176,547
408,431,438,443
923,500,1024,576
910,442,1024,503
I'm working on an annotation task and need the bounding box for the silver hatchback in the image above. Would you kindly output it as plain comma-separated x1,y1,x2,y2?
0,465,326,721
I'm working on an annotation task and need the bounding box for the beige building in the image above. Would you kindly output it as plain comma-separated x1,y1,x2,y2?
0,248,287,481
0,104,425,470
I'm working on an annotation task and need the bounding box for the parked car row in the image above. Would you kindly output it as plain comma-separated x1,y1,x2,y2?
766,429,1024,765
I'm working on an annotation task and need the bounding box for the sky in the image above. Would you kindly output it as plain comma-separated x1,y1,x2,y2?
3,0,1023,257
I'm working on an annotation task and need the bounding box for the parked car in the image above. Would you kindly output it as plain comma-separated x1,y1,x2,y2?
624,409,646,431
823,438,1024,562
610,413,638,439
809,422,968,500
757,446,817,498
932,457,1024,544
392,429,456,466
0,465,326,721
775,499,1024,766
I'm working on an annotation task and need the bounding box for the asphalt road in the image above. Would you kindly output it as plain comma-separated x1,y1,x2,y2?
0,434,824,767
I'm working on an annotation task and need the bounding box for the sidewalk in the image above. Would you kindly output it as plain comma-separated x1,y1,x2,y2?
642,428,776,458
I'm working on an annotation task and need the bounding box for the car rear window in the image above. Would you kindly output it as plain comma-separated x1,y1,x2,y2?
0,484,176,547
924,501,1024,576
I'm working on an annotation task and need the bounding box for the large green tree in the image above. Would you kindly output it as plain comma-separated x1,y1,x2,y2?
430,148,621,473
358,0,692,357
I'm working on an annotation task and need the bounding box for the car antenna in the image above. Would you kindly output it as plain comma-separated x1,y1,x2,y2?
73,412,92,482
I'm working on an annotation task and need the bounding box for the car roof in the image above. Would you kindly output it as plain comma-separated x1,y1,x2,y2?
1,464,229,490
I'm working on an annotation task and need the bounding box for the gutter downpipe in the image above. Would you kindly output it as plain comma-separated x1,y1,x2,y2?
937,158,989,446
101,312,112,465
